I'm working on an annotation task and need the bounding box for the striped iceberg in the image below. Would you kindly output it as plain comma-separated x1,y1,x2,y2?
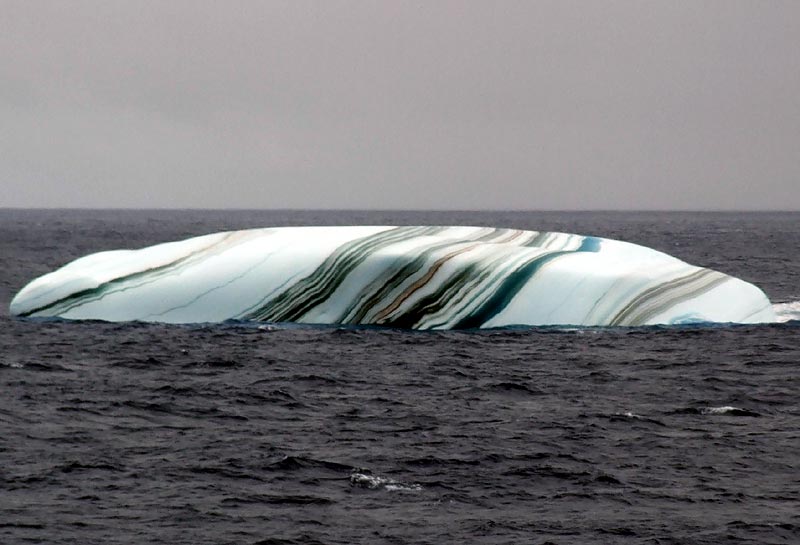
9,226,776,328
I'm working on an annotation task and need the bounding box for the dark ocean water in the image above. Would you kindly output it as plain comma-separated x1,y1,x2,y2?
1,209,799,545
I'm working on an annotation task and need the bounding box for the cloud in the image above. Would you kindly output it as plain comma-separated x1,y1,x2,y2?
1,1,799,209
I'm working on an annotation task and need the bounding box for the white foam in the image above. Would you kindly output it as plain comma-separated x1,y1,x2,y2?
614,411,643,419
772,300,800,323
702,406,741,415
350,472,422,492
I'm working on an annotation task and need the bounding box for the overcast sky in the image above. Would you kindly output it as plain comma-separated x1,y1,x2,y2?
1,1,798,210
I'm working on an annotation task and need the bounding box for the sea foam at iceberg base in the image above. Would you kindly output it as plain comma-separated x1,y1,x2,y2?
9,226,777,329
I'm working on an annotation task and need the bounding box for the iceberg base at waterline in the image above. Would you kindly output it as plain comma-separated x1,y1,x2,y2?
9,226,777,329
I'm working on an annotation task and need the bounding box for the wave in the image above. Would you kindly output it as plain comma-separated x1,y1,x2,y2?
350,472,422,492
672,406,761,417
773,300,800,323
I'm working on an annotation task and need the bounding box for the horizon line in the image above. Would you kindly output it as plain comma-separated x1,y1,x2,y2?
2,206,799,213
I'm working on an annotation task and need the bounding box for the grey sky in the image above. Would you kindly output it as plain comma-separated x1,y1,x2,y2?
1,1,798,210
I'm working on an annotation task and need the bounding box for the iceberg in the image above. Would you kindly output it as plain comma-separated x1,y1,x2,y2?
9,226,776,328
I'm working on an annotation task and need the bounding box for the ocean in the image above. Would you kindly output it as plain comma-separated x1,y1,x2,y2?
1,209,798,544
